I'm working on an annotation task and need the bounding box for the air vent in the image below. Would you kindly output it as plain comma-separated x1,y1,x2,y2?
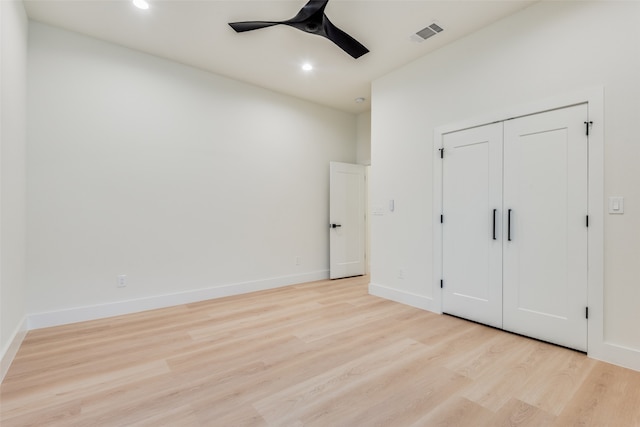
411,22,444,42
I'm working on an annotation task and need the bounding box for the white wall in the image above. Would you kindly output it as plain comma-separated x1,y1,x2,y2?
0,0,28,379
371,1,640,368
356,111,371,166
27,23,357,325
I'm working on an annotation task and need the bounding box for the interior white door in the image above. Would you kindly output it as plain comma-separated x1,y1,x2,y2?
503,104,588,351
329,162,365,279
442,123,503,328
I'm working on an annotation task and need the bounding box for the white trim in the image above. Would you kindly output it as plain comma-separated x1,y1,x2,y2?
369,282,438,312
28,270,329,330
590,342,640,373
434,86,605,136
1,316,28,383
432,128,444,313
582,91,640,372
365,165,371,275
432,87,640,372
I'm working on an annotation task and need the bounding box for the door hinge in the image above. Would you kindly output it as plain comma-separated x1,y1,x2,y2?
584,121,593,136
586,306,589,319
586,215,589,227
440,279,443,289
439,148,444,159
440,214,444,224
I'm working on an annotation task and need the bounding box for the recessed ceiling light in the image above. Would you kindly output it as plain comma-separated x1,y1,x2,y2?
301,63,313,72
133,0,149,10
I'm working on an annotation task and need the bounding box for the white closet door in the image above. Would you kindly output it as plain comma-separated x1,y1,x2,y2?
442,123,503,328
503,104,588,351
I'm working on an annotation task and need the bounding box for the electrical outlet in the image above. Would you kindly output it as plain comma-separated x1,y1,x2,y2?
117,275,127,288
398,269,404,279
295,256,302,266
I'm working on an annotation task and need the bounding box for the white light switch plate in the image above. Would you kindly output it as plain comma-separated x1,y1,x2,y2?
608,196,624,214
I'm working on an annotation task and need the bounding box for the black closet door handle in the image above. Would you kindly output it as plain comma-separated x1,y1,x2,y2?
492,209,497,240
507,209,512,241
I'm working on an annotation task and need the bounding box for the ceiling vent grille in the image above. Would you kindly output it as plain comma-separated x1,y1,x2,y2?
411,22,444,42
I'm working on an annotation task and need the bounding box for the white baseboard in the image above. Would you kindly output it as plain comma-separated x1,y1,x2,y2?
1,316,28,383
28,270,329,330
369,284,640,372
590,341,640,372
18,273,640,375
368,282,439,313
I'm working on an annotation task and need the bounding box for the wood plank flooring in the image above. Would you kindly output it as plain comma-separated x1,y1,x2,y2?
2,276,640,426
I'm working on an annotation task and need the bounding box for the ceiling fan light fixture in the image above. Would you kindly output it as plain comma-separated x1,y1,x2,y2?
133,0,149,10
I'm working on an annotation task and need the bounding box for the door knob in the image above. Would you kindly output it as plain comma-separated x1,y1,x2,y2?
330,224,342,229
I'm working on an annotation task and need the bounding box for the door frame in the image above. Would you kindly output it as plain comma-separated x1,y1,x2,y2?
433,86,604,358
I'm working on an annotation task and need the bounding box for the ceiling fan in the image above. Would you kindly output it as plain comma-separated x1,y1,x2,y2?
228,0,369,59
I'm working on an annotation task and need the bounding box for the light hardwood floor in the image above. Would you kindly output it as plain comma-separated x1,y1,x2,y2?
2,276,640,426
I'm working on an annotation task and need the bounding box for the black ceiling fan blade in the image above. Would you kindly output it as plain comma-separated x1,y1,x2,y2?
288,0,328,23
228,21,280,33
323,17,369,59
228,0,369,59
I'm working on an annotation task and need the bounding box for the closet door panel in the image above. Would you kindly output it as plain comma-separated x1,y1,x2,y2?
442,123,503,328
503,104,588,351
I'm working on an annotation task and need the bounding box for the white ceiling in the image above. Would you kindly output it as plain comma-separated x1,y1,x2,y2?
24,0,537,114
